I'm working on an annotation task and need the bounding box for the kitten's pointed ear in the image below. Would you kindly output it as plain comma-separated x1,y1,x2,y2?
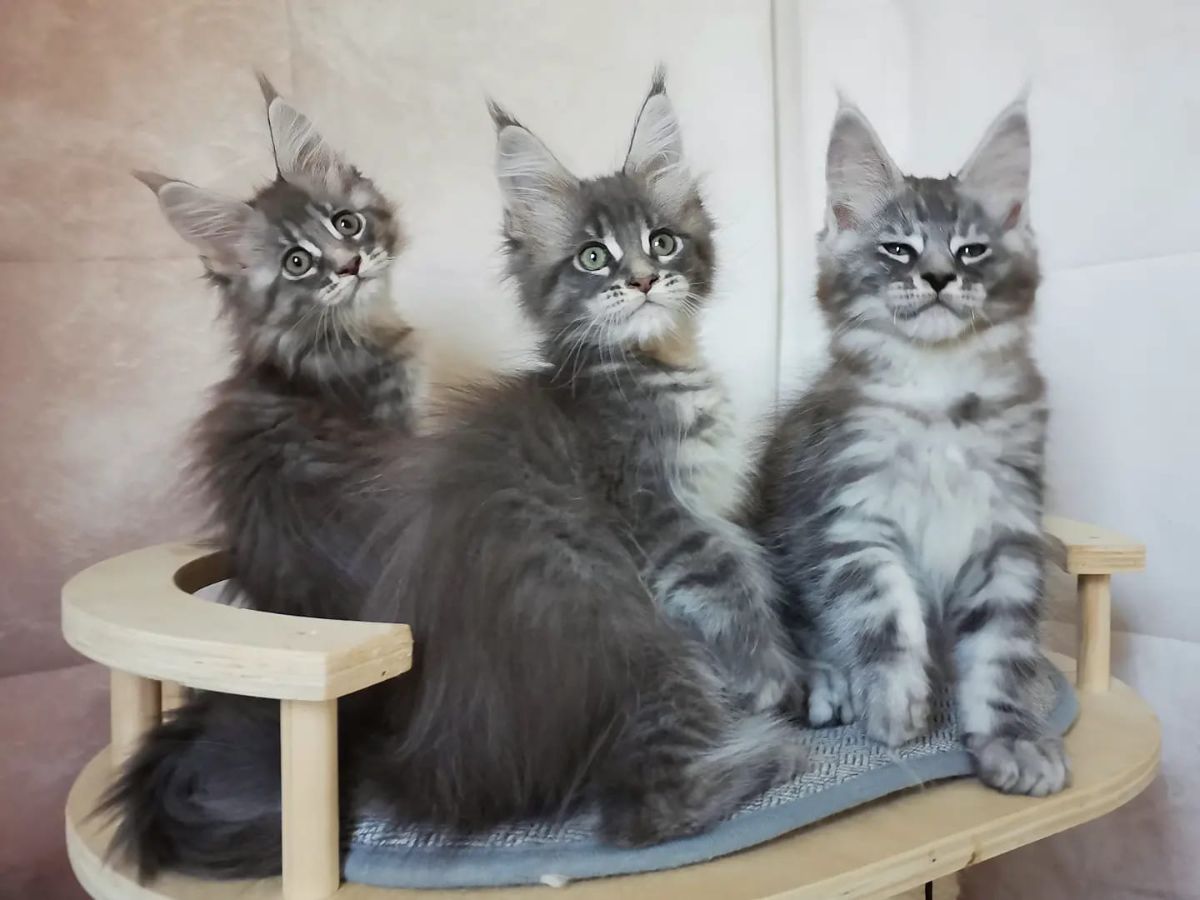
825,99,903,230
134,171,264,271
258,72,352,190
491,100,579,247
958,97,1031,229
623,68,693,212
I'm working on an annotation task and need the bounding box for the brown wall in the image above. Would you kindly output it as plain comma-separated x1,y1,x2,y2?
0,0,292,677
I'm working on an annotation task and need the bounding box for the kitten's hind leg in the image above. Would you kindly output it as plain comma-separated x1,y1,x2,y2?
951,533,1070,796
595,653,805,848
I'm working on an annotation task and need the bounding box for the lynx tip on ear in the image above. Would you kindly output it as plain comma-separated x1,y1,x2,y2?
131,169,176,194
255,70,280,105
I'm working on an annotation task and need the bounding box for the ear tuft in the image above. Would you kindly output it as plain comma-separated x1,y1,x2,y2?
261,86,352,191
647,64,667,98
255,70,280,106
825,98,903,230
957,96,1032,228
140,175,264,271
486,98,522,132
494,117,578,247
624,69,693,213
131,169,175,194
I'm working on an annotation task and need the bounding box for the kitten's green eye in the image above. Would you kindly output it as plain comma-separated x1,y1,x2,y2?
576,242,611,272
649,228,678,257
879,242,916,262
282,247,315,277
957,242,990,263
332,210,364,237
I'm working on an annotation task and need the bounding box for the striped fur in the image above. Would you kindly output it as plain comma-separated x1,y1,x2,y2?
756,98,1068,796
348,73,806,851
101,73,805,882
143,77,420,619
102,81,422,881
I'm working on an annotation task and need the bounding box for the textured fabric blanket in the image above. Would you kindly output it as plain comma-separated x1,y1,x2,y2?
344,659,1076,889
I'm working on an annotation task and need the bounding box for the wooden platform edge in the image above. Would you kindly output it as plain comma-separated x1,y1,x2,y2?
64,658,1161,900
62,542,413,701
1044,516,1146,575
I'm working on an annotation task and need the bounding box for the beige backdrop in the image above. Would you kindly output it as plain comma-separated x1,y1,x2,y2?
0,0,785,680
1,3,783,894
2,2,1196,899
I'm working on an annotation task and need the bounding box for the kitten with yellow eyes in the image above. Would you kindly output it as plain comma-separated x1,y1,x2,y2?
134,75,420,621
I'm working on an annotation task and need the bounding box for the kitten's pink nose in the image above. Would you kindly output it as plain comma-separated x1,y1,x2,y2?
628,274,659,294
338,255,361,277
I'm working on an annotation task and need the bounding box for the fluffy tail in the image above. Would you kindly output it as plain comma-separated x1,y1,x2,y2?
97,693,284,880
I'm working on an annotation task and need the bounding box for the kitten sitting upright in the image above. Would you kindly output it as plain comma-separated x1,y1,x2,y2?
756,97,1068,796
101,78,421,881
352,70,807,847
135,76,420,619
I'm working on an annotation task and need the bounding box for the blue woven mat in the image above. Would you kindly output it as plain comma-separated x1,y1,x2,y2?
343,658,1076,889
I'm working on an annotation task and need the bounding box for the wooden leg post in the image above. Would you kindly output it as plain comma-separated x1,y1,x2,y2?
1077,573,1112,693
281,698,340,900
109,670,161,765
160,680,187,715
891,874,960,898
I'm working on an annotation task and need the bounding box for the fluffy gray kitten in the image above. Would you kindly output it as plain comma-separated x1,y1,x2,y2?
756,98,1069,796
136,76,419,619
102,81,422,879
351,71,805,847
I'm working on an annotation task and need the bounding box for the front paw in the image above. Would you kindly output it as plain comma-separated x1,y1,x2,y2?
857,667,930,747
968,734,1070,796
797,662,854,728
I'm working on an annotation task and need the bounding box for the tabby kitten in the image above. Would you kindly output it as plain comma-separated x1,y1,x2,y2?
101,79,422,880
488,81,804,714
352,70,806,846
138,75,419,619
104,73,806,881
757,98,1069,796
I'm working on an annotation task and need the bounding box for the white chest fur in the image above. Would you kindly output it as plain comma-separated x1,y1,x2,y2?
831,333,1044,595
655,367,750,519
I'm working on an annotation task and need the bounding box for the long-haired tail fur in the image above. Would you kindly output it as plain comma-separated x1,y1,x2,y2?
96,693,284,881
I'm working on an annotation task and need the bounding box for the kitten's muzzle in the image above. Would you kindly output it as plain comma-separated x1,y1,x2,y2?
895,297,969,321
338,254,362,277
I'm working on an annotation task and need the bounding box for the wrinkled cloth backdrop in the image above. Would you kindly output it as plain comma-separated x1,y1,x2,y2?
2,2,1196,898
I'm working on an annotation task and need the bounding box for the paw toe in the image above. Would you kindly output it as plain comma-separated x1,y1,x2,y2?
971,735,1070,796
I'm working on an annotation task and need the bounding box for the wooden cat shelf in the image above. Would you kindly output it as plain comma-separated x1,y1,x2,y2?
62,517,1156,900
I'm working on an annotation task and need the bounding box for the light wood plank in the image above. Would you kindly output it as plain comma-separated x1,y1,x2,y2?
109,670,161,765
1077,574,1113,692
66,655,1159,900
281,699,340,900
161,681,188,715
62,543,412,701
1045,516,1146,575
